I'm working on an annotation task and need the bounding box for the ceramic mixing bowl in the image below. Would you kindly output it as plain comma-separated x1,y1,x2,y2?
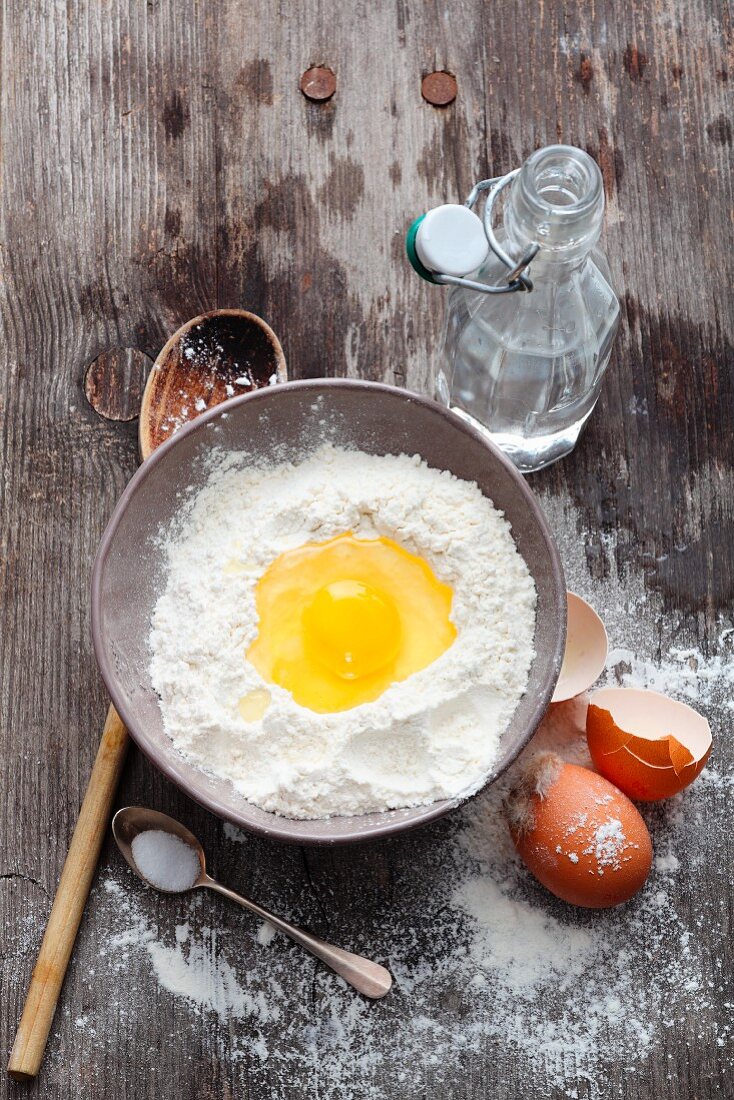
92,380,566,844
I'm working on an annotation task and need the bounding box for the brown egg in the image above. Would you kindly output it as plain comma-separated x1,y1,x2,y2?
587,687,712,801
505,754,653,908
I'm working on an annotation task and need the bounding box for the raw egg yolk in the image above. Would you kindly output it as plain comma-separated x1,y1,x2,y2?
247,532,456,712
302,579,401,680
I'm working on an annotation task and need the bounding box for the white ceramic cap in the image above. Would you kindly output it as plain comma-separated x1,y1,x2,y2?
415,204,489,277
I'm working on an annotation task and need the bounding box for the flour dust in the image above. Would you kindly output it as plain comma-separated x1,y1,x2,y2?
63,488,733,1098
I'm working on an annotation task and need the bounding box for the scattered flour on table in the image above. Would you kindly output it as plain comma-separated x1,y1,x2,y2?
256,920,277,946
101,879,273,1023
149,444,536,818
92,683,732,1098
69,490,732,1098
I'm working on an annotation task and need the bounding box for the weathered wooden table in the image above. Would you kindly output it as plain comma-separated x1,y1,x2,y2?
2,3,732,1098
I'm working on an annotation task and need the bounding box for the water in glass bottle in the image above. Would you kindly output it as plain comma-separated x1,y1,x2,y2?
407,145,620,473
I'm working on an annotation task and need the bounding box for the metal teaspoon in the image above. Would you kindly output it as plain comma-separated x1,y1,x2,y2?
112,806,393,1000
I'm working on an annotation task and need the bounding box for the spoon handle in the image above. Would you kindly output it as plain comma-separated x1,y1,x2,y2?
202,876,392,1000
8,706,129,1080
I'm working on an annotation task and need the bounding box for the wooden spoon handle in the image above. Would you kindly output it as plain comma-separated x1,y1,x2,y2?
7,705,129,1081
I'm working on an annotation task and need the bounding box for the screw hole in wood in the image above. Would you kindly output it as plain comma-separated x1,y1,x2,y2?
300,66,337,102
421,71,457,107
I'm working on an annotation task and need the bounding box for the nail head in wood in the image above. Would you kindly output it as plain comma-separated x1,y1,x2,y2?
421,71,457,107
300,66,336,102
84,347,153,422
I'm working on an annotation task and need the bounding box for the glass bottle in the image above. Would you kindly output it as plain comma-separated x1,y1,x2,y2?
434,145,620,473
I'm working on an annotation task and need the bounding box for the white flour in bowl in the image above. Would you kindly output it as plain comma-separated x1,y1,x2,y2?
149,444,536,818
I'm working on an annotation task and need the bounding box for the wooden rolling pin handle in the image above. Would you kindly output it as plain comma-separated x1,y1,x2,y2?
7,705,129,1082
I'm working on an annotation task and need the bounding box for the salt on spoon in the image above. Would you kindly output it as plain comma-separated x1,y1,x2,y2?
130,830,200,893
113,807,392,1000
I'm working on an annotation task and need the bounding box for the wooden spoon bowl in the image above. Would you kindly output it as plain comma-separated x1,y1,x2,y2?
139,309,287,460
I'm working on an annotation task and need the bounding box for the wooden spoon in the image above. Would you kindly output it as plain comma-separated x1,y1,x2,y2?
8,309,286,1082
139,308,286,459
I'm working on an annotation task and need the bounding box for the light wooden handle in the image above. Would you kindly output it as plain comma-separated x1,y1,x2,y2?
7,705,129,1081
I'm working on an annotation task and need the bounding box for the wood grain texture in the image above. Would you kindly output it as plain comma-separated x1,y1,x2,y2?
85,348,153,422
1,1,731,1098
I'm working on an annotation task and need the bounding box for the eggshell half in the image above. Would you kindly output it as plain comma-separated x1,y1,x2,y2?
506,754,653,908
586,687,712,801
551,592,608,703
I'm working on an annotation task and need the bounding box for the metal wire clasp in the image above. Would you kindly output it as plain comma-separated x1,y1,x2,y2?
433,170,540,295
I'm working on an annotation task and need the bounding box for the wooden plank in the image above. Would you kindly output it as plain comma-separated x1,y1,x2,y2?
1,0,731,1097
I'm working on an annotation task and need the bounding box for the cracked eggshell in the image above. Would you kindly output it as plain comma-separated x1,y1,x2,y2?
586,687,712,802
505,753,653,909
551,592,608,703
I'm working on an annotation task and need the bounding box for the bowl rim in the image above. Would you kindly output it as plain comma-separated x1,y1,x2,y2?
91,378,566,845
